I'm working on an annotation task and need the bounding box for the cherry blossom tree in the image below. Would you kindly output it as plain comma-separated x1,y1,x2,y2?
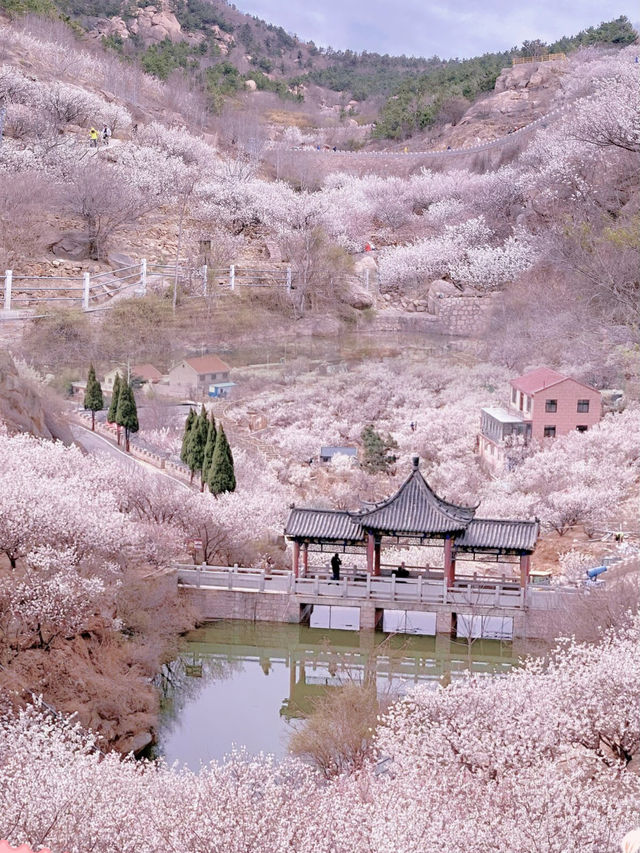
0,619,638,852
0,432,134,567
0,546,111,652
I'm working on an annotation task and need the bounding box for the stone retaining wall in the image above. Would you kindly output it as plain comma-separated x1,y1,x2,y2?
180,584,556,638
184,587,301,624
428,292,501,336
377,289,501,337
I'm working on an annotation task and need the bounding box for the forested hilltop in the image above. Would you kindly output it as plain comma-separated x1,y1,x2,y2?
0,0,636,135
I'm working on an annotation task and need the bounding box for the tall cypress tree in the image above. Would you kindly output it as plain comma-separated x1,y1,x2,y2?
180,408,195,465
208,424,235,496
186,405,208,487
107,372,121,444
202,413,217,487
115,379,139,453
83,364,103,432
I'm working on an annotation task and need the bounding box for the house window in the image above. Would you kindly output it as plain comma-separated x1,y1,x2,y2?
577,399,590,413
576,425,588,433
544,425,556,438
511,387,517,405
524,395,531,413
519,392,524,411
545,399,557,413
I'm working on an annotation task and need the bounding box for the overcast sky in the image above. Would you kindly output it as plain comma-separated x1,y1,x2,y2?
235,1,638,58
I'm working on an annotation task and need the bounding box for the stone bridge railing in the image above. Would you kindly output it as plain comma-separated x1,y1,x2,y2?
175,564,526,609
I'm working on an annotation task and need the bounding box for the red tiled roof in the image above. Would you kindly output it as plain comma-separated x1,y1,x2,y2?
511,367,599,395
183,354,230,375
132,363,162,382
510,367,566,394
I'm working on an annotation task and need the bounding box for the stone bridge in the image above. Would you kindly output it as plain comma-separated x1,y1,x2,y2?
174,564,576,640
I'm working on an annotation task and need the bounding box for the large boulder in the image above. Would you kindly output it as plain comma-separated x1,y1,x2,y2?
427,279,459,298
130,4,183,45
92,16,130,41
343,286,374,310
109,251,136,272
49,232,92,261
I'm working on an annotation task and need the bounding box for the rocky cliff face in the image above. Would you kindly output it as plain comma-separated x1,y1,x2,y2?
0,351,73,442
90,0,233,51
438,59,567,148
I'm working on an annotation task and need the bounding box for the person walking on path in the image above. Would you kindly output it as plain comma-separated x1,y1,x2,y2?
331,553,342,581
89,127,99,148
102,125,111,145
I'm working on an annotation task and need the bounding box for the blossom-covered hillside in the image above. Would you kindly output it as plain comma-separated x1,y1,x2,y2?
0,20,637,379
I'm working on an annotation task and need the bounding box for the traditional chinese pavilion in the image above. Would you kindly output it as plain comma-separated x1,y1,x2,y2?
285,456,539,587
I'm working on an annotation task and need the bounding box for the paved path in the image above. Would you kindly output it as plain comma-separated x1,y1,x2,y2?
71,423,191,490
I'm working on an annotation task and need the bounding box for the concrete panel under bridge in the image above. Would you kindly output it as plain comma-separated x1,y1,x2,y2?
173,565,568,639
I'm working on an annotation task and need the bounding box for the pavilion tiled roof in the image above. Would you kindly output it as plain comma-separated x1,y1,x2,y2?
455,518,540,553
285,459,538,554
351,460,476,536
285,508,365,543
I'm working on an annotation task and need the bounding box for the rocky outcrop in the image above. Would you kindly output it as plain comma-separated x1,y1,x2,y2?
0,351,73,442
493,61,565,95
92,15,130,41
89,2,236,51
438,59,567,148
130,4,183,45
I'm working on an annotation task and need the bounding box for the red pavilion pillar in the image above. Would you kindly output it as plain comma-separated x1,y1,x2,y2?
292,541,300,578
444,536,455,588
519,553,531,588
366,532,375,575
302,544,309,577
374,537,381,576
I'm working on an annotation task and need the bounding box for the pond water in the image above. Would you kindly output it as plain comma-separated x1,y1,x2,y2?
217,329,457,370
152,620,521,770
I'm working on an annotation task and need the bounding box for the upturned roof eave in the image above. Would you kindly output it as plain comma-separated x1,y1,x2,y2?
353,468,477,527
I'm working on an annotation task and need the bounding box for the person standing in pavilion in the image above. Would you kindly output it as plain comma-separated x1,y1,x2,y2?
331,553,341,581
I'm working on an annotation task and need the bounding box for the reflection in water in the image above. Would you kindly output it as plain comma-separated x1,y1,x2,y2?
153,621,521,769
218,329,451,370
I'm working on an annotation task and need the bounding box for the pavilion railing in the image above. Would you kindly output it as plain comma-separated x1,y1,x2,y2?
175,565,526,609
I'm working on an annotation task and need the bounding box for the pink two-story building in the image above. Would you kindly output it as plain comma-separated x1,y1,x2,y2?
478,367,602,471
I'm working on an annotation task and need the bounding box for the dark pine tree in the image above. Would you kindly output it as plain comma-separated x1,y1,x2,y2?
186,405,208,487
360,424,398,473
208,424,236,496
202,413,217,487
115,380,139,452
180,408,196,465
83,364,104,432
107,372,122,444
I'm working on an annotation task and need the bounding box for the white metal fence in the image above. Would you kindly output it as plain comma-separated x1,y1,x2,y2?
1,260,296,317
